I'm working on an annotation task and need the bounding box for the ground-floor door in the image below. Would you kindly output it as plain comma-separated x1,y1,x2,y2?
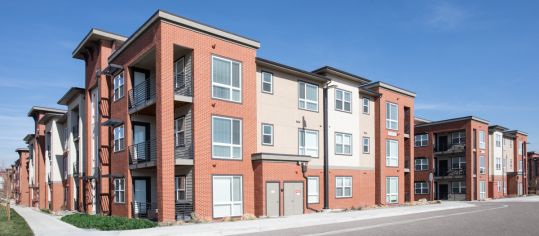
283,182,303,216
133,179,149,214
266,182,280,217
439,184,449,200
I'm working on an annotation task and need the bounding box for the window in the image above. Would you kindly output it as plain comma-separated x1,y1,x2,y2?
452,181,466,194
479,131,485,149
335,133,352,155
212,56,242,102
261,124,273,146
213,176,242,218
452,132,465,145
113,125,124,152
174,57,186,89
497,181,501,193
175,176,186,201
386,103,398,130
174,117,185,147
298,81,318,111
386,177,398,204
495,157,502,170
212,116,242,159
452,157,466,169
495,134,502,147
414,182,428,194
114,178,125,203
362,97,370,114
299,129,319,157
336,177,352,198
518,160,523,172
518,141,523,155
479,156,486,174
386,140,398,167
362,137,370,154
510,140,513,148
415,134,429,147
510,158,513,169
335,89,351,112
479,181,486,200
415,158,428,171
307,177,319,203
113,73,124,101
261,71,273,93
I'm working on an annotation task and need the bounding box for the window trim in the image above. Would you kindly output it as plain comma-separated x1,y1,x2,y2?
212,116,242,160
261,71,273,94
451,156,466,169
114,178,125,204
386,139,399,167
415,158,429,171
175,175,186,202
212,175,243,218
174,56,186,89
414,181,429,194
298,129,319,158
362,97,370,114
386,176,399,204
174,116,186,147
415,134,429,147
307,176,320,204
452,181,466,194
211,55,242,103
495,157,502,171
335,89,352,113
113,72,125,102
298,81,319,112
386,102,398,130
335,132,352,155
479,131,486,149
113,125,125,152
261,123,274,146
479,155,486,174
335,176,353,198
362,137,370,154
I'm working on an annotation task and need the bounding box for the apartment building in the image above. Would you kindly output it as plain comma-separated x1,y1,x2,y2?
528,151,539,194
414,116,490,201
488,125,507,199
504,130,528,196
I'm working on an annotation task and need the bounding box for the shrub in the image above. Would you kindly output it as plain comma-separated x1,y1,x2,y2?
61,214,157,231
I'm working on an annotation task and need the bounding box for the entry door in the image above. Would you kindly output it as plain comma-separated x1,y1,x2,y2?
439,160,448,176
133,71,147,105
133,125,147,161
284,182,303,216
266,182,280,217
439,184,449,200
134,179,148,214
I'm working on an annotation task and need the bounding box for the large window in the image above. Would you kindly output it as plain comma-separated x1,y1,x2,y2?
518,160,523,172
113,125,124,152
261,71,273,94
386,102,398,130
452,181,466,194
113,73,124,101
362,97,370,114
479,181,486,200
212,116,242,159
261,124,273,146
495,134,502,147
298,81,318,111
114,178,125,203
414,182,428,194
175,176,186,202
213,176,242,218
518,141,523,155
495,157,502,170
362,137,370,154
479,156,486,174
452,157,466,169
415,158,428,171
174,57,186,89
299,129,319,157
307,177,319,203
415,134,429,147
386,177,398,204
452,132,465,145
336,177,352,198
386,140,398,167
174,117,185,147
335,133,352,155
479,131,485,149
335,89,351,112
212,56,242,102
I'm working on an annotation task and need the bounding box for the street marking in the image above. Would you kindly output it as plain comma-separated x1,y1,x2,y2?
304,205,508,236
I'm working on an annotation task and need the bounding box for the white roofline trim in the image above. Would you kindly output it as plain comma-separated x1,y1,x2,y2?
362,81,416,97
72,28,127,58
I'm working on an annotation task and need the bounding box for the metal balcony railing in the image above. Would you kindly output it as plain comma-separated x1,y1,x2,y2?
174,72,192,97
434,143,466,153
129,139,157,164
132,202,157,220
128,79,156,110
435,168,466,177
175,202,193,221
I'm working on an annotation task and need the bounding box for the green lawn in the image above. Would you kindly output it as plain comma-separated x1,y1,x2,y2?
61,213,157,231
0,205,33,236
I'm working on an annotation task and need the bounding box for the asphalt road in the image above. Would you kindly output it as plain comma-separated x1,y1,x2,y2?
237,201,539,236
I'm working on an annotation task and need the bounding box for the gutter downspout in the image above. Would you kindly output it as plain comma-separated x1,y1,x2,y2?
301,162,319,213
323,84,329,210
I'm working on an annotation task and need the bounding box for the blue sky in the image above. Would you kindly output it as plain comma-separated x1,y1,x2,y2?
0,1,538,167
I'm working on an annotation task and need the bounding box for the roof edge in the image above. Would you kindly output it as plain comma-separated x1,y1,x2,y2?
256,57,329,83
312,66,371,84
361,81,416,97
415,116,490,128
72,28,127,59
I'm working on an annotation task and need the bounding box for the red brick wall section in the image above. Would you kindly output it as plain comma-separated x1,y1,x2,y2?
18,151,30,206
50,182,65,211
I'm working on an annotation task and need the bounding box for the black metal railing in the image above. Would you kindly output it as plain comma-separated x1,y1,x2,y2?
175,202,193,221
128,79,156,109
132,202,157,220
434,143,466,153
174,71,192,97
129,139,157,164
435,168,466,177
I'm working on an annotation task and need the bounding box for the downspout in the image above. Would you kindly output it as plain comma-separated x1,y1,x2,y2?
323,84,329,210
301,162,319,213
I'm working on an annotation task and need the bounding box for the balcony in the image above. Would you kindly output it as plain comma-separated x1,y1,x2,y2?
128,79,156,114
434,168,466,180
434,143,465,155
129,139,157,167
132,202,157,220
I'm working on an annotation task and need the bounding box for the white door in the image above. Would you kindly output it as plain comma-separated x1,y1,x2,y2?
134,179,147,214
133,125,146,160
133,71,146,105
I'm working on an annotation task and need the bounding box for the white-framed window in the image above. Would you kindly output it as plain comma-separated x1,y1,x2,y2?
362,97,370,114
479,156,486,174
386,102,398,130
113,73,124,101
212,56,242,102
386,177,398,204
451,156,466,169
479,181,486,200
415,134,429,147
114,178,125,203
174,117,185,147
362,137,370,154
414,182,428,194
212,116,242,159
213,176,242,218
175,176,186,202
386,140,398,167
452,132,465,144
335,132,352,155
113,125,125,152
335,177,352,198
299,129,319,157
307,177,319,204
495,134,502,147
495,157,502,170
497,181,501,193
335,89,352,112
452,181,466,194
261,71,273,94
261,123,273,146
298,81,318,111
518,141,523,155
174,57,186,89
479,131,485,149
518,160,523,172
415,158,428,171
